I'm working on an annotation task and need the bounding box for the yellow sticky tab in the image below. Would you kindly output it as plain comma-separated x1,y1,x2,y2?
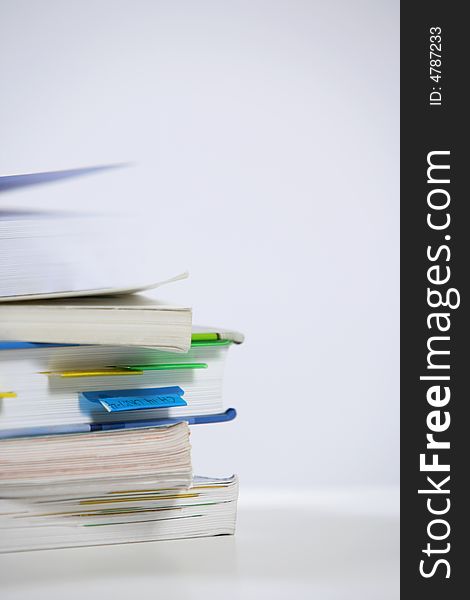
0,391,17,399
42,368,143,378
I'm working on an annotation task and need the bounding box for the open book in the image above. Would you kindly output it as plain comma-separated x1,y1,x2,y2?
1,167,188,301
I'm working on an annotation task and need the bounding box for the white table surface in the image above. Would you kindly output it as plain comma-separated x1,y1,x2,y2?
0,488,399,600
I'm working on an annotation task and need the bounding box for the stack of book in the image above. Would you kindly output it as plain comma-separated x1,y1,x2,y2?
0,170,242,552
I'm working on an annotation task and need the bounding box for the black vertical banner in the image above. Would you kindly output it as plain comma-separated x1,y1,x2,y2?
401,2,468,596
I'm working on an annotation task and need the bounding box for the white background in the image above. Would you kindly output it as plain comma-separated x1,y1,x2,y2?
0,0,399,488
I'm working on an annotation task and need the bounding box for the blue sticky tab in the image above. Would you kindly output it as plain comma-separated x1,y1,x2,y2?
80,386,186,413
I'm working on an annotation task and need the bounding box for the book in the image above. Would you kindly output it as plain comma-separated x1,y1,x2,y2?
1,168,187,301
0,329,242,436
0,209,188,302
0,295,192,350
0,475,238,552
0,422,192,497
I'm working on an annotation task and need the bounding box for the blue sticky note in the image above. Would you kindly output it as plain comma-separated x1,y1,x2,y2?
80,386,186,413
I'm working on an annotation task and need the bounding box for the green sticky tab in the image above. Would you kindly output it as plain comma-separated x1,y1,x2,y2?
191,339,232,347
119,363,208,372
191,332,219,341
